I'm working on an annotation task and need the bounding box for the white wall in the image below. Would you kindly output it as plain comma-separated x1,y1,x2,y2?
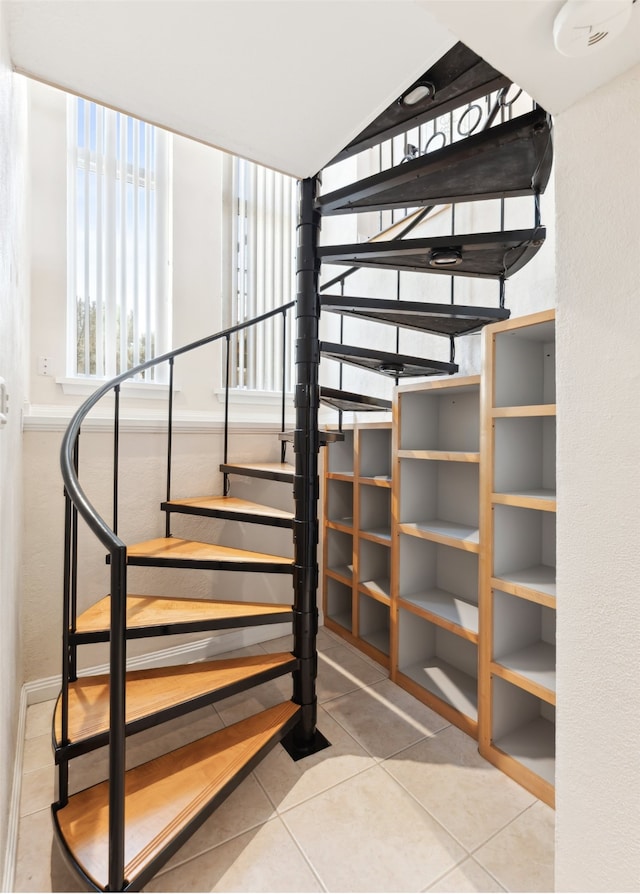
555,63,640,891
0,0,28,881
23,81,297,684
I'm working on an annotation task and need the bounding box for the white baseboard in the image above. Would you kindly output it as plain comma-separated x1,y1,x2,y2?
23,622,291,705
2,686,27,894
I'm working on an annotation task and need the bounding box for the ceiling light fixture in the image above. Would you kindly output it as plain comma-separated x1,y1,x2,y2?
400,82,434,106
429,250,462,268
553,0,635,57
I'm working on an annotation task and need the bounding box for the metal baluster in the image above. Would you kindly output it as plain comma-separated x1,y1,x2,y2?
165,357,174,538
113,385,120,536
70,435,79,682
281,310,287,464
108,544,127,893
58,488,72,809
223,333,231,495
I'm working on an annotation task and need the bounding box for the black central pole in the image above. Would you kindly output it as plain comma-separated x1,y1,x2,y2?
283,175,330,760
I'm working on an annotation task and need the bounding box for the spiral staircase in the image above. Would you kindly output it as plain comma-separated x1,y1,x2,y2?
52,41,553,891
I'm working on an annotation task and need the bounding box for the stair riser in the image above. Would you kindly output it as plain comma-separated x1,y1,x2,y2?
71,609,294,645
54,657,299,763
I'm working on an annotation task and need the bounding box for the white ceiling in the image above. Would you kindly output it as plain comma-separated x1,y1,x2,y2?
7,0,640,178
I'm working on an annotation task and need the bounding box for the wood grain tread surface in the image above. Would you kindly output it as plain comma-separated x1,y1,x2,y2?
76,594,292,636
163,494,293,522
54,652,296,746
126,537,294,569
54,701,300,890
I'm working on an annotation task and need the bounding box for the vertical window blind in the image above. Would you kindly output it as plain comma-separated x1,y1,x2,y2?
230,156,296,391
67,97,171,381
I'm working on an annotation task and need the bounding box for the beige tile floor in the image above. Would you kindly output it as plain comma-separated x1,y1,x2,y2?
13,627,555,893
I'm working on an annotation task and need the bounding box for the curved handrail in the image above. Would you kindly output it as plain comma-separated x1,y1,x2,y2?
60,300,296,551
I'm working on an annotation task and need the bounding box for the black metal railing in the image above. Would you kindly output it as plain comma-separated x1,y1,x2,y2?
58,299,295,891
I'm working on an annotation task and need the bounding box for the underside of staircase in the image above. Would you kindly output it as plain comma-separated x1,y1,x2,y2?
53,39,553,891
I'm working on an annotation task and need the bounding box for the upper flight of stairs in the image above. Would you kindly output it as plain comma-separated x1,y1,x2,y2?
54,38,553,892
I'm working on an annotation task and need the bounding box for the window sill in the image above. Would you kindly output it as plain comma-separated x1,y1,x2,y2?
56,376,173,400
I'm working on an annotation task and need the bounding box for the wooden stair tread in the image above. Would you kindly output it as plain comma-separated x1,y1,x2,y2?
220,461,295,483
126,537,294,571
75,594,293,639
54,653,296,747
54,701,300,890
163,495,294,526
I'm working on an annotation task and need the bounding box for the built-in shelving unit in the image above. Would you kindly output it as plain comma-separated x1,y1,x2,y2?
322,423,392,667
392,376,482,739
480,309,556,807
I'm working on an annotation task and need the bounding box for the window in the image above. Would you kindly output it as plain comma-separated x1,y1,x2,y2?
229,156,296,391
67,97,171,382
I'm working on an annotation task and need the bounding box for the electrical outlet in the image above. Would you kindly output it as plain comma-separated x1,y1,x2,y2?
38,356,53,376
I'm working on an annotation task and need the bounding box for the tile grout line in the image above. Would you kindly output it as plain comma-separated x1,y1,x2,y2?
278,813,329,893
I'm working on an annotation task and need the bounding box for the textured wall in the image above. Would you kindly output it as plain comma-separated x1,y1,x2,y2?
555,63,640,891
0,0,27,880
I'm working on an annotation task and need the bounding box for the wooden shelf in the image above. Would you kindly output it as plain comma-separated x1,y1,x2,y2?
492,404,556,418
492,641,556,703
361,628,390,656
399,519,480,552
358,577,391,604
492,564,556,606
326,471,355,482
327,611,352,633
492,489,557,511
399,588,478,640
399,657,478,722
360,526,392,545
398,449,480,463
493,716,555,786
326,517,354,533
359,475,392,487
325,563,353,584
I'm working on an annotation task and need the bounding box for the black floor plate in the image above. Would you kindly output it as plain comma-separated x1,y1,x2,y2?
281,727,332,761
321,295,510,337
